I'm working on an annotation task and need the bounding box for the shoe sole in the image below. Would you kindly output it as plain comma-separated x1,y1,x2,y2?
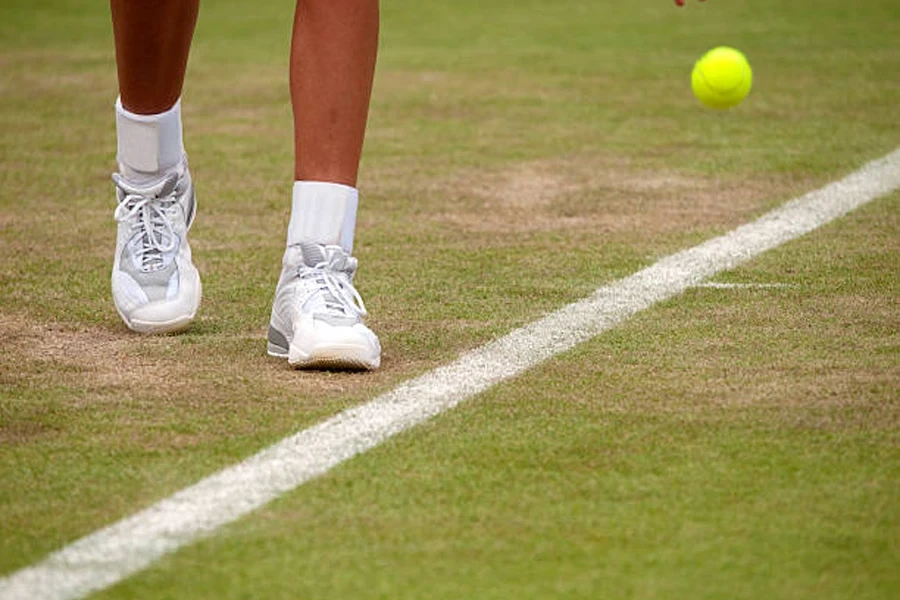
115,289,200,334
121,312,196,335
292,354,379,371
267,337,379,371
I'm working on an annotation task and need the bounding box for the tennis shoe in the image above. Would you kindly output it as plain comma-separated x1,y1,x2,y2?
268,243,380,370
111,161,201,334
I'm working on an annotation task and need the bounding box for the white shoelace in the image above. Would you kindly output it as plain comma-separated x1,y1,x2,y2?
299,248,368,318
113,173,179,271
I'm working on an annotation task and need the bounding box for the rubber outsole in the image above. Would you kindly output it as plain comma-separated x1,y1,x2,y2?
121,313,195,335
267,342,379,371
290,355,378,371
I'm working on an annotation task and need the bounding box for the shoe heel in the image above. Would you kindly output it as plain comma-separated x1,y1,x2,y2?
267,325,289,358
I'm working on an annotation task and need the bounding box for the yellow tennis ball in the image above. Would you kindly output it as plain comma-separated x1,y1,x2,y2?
691,47,752,109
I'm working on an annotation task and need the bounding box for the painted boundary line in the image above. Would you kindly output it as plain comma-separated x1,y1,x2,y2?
2,148,899,600
696,282,796,289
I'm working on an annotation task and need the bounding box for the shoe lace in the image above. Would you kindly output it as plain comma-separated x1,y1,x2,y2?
113,172,179,271
298,245,368,318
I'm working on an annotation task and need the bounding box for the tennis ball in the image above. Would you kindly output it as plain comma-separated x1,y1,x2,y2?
691,47,752,109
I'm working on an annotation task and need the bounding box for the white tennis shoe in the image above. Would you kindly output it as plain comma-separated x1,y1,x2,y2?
268,243,381,370
111,161,201,334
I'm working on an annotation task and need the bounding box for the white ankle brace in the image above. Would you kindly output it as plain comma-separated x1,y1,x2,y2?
115,97,185,181
287,181,359,253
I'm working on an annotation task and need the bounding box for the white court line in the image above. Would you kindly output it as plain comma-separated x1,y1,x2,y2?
2,148,899,600
696,282,796,289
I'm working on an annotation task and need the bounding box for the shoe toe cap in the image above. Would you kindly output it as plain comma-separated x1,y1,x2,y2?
113,269,201,334
288,318,381,369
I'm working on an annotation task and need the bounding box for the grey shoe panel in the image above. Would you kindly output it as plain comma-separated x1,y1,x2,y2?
267,325,290,354
179,172,196,230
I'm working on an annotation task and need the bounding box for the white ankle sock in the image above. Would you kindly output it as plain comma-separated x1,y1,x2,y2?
115,97,185,183
287,181,359,253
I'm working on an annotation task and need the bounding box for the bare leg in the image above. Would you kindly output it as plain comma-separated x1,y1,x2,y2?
290,0,379,186
267,0,382,369
108,0,202,335
110,0,200,114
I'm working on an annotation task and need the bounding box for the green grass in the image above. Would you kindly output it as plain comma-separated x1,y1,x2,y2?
87,195,900,600
1,0,898,598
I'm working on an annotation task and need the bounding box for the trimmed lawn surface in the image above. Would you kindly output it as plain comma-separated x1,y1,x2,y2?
1,0,898,598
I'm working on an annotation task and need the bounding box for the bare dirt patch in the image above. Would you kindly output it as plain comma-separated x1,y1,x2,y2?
0,313,417,410
0,316,183,390
0,312,415,452
428,156,810,235
365,154,815,237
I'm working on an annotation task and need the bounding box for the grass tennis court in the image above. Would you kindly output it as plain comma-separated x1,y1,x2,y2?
1,0,898,598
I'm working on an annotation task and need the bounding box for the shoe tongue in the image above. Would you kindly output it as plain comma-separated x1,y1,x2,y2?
158,172,179,199
299,242,327,267
117,170,179,200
